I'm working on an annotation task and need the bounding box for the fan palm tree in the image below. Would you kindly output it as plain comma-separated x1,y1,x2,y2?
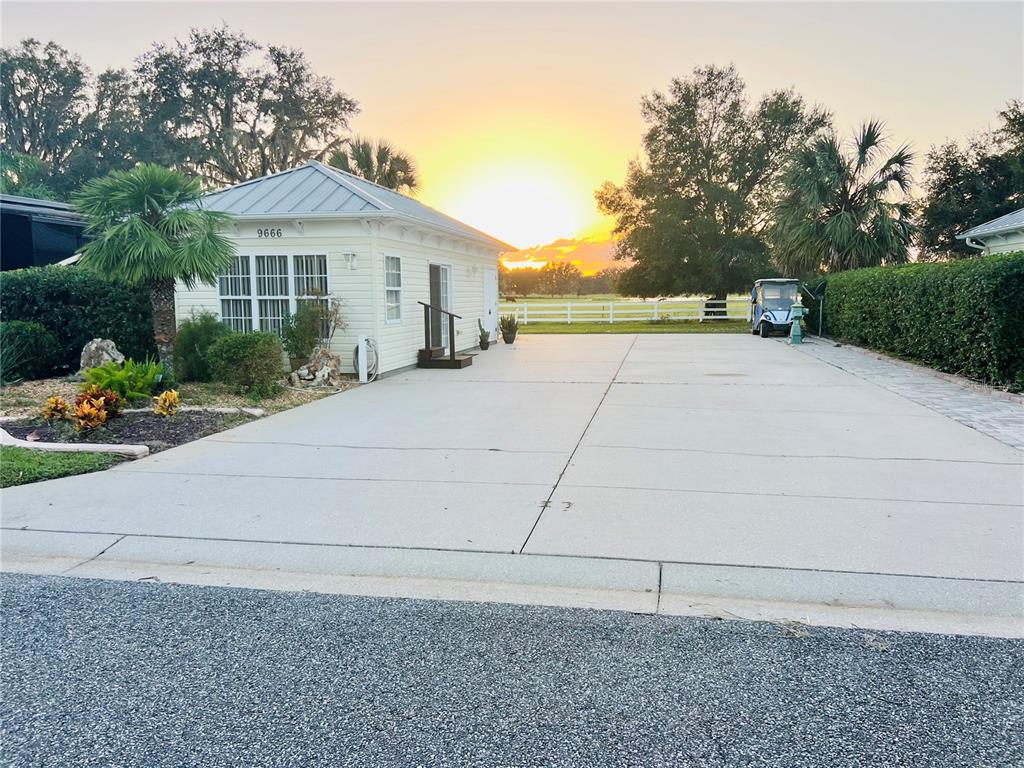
73,164,235,376
772,121,914,275
327,137,419,193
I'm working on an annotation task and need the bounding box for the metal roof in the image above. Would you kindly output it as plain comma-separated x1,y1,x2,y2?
0,193,83,223
201,161,512,250
957,206,1024,241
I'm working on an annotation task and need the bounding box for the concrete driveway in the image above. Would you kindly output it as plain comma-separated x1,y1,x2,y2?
3,334,1022,635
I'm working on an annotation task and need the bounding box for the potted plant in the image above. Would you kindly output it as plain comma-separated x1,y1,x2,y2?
281,302,324,371
499,314,519,344
478,319,490,350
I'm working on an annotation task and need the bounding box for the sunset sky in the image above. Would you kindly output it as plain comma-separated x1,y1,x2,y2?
4,2,1022,272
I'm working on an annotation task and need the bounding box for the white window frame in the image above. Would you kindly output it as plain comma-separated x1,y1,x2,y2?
384,254,403,324
254,254,291,334
216,252,331,334
219,254,254,332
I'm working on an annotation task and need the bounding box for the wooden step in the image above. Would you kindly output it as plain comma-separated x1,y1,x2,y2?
417,354,474,369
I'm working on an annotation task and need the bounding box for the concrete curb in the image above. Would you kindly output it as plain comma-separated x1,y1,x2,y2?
2,529,1020,638
0,427,149,458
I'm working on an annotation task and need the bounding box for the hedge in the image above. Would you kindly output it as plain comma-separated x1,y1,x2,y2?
822,252,1024,388
207,331,284,396
0,321,57,382
0,266,155,373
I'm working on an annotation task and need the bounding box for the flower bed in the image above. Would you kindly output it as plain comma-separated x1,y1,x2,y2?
5,411,250,453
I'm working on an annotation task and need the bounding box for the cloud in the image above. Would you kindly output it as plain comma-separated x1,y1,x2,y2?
502,235,622,275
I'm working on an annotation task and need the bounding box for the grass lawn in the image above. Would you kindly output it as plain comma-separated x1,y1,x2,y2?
0,446,123,488
519,319,751,334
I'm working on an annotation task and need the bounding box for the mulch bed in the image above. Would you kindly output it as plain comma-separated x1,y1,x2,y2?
4,411,251,453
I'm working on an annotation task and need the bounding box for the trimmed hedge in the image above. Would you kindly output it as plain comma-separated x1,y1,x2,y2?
0,266,155,373
0,320,57,382
175,312,231,382
207,331,284,397
822,252,1024,388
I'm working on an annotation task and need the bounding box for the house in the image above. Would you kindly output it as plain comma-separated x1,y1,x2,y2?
0,194,87,271
175,161,511,375
957,206,1024,255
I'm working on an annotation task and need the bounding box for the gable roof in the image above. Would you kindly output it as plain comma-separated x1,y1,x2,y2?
201,161,512,250
958,206,1024,241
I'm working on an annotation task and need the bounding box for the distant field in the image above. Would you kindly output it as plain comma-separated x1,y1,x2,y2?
518,319,750,335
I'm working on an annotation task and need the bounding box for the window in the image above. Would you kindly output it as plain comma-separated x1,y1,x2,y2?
219,255,253,332
216,253,329,334
384,255,402,322
256,255,290,333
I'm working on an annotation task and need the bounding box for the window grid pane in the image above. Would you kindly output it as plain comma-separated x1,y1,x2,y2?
258,298,290,334
256,255,288,297
294,254,328,297
384,255,402,321
221,299,252,332
218,255,251,297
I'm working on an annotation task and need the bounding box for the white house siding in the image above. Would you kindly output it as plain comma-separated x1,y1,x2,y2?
174,218,377,372
174,217,501,376
372,224,499,374
980,230,1024,256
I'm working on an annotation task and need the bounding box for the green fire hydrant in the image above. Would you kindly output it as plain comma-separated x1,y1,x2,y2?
789,300,807,345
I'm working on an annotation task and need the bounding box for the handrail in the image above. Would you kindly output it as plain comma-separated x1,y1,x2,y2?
417,301,462,320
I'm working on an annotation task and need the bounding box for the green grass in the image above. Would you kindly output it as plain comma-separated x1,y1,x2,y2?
0,446,123,488
518,319,751,334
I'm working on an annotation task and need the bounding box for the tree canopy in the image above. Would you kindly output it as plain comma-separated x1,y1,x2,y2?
328,137,419,192
771,122,915,275
918,101,1024,259
0,27,359,196
597,64,830,298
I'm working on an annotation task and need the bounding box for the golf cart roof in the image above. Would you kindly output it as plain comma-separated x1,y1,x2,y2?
753,278,799,285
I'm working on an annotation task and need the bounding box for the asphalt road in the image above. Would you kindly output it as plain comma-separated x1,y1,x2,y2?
2,574,1021,767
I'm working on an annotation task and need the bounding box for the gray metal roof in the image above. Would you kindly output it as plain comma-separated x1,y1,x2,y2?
957,206,1024,240
201,161,511,250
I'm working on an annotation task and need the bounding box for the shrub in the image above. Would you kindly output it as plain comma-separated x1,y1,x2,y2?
0,321,57,382
153,389,181,416
207,331,284,396
41,396,71,421
175,312,230,382
84,358,164,401
72,385,122,431
280,302,325,360
822,252,1024,388
0,266,155,371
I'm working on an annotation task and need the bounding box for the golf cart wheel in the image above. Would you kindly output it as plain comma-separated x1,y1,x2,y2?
759,322,772,338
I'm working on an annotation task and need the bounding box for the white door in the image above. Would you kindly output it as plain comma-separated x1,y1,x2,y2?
429,263,453,351
483,266,499,341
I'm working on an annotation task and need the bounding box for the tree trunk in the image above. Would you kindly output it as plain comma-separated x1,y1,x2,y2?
150,278,177,379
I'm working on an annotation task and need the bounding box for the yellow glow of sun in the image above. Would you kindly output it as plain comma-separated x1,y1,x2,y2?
412,115,622,251
439,162,592,249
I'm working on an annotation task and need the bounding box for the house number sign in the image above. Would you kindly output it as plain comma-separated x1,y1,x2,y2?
257,227,284,238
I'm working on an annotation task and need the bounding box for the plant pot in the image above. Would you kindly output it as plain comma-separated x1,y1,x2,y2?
479,339,490,351
289,356,307,372
502,333,517,344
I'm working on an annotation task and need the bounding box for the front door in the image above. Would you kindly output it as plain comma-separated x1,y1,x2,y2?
429,263,452,350
483,266,498,342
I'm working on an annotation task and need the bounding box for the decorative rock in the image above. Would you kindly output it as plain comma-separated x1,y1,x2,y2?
289,346,345,388
79,338,124,372
288,372,301,387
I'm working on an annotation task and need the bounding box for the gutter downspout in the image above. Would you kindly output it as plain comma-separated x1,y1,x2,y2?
964,237,986,252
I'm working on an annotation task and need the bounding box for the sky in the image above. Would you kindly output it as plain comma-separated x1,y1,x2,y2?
3,1,1022,272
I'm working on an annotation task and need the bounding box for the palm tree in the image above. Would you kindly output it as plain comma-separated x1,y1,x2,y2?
73,164,235,376
327,137,419,193
772,121,914,275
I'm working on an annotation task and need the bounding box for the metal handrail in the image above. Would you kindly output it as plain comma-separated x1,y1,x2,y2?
416,301,462,320
418,301,460,362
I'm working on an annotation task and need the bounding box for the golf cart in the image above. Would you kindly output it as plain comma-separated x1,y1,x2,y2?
751,278,800,338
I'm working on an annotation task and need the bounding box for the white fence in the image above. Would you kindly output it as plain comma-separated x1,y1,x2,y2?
498,299,751,324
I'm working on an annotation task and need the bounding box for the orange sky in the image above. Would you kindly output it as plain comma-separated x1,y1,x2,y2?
4,2,1022,274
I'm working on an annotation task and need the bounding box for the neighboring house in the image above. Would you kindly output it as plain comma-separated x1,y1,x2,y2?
957,206,1024,255
175,160,511,376
0,194,87,271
